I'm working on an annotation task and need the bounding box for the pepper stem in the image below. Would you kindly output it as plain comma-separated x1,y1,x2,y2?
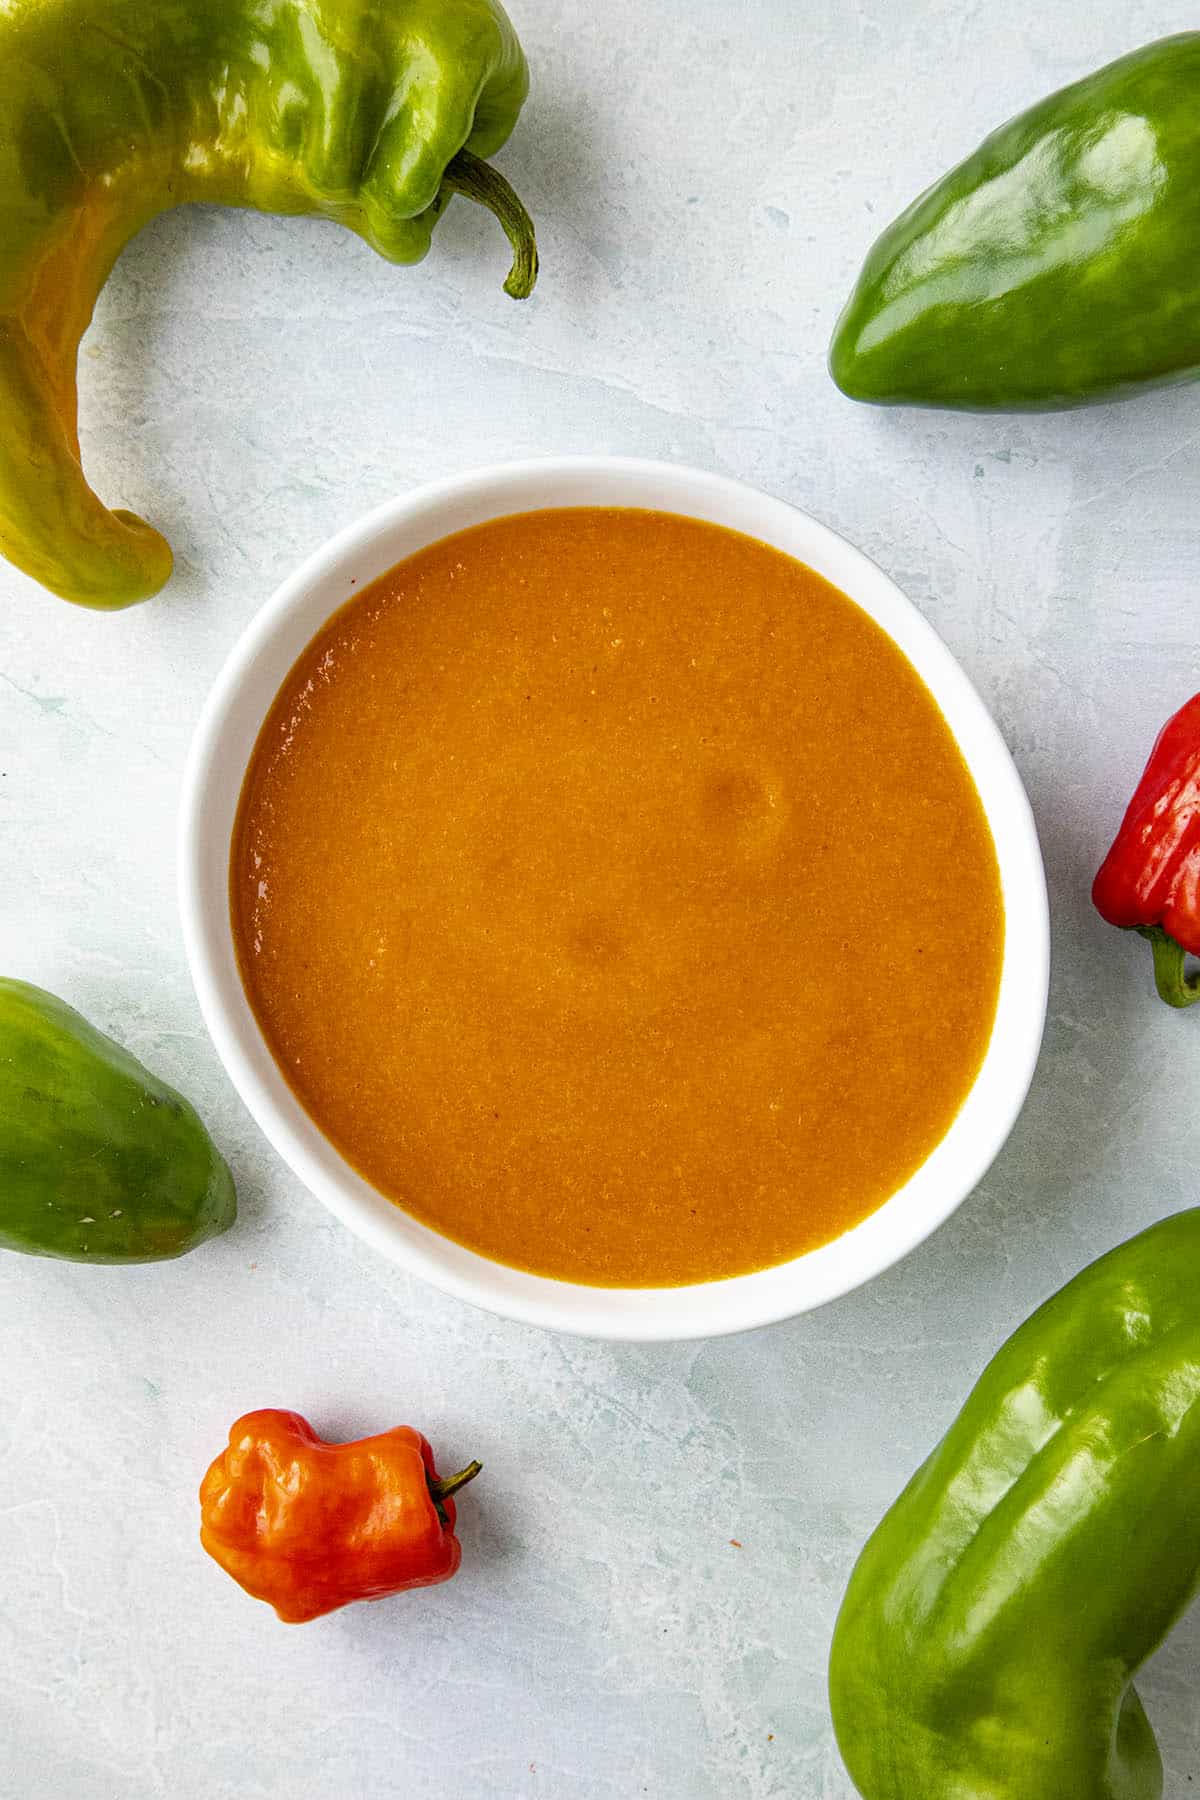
427,1459,482,1527
1136,925,1200,1007
429,1460,483,1503
441,150,538,299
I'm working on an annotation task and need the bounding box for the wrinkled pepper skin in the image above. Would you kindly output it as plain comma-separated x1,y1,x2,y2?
0,978,235,1261
0,0,534,609
1093,692,1200,1006
830,1208,1200,1800
200,1410,481,1621
831,35,1200,411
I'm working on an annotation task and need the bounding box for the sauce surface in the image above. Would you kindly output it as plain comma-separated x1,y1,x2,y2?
231,508,1003,1286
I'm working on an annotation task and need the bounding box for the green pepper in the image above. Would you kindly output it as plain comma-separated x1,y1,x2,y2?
0,979,235,1261
0,0,535,610
830,34,1200,411
829,1208,1200,1799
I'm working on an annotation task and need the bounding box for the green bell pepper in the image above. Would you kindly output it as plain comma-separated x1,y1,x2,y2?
830,34,1200,410
0,0,535,610
830,1208,1200,1799
0,979,236,1261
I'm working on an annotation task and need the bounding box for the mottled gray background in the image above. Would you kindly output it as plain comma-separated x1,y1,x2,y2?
3,0,1199,1794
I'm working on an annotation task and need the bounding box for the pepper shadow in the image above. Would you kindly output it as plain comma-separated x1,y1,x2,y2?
1141,1603,1200,1786
77,206,210,595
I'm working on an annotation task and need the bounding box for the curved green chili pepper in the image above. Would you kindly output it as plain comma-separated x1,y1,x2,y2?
0,0,535,610
829,1207,1200,1799
831,34,1200,411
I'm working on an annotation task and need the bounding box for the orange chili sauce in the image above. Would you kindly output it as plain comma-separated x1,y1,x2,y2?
231,509,1003,1287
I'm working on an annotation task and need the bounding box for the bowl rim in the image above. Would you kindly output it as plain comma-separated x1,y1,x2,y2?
178,455,1049,1342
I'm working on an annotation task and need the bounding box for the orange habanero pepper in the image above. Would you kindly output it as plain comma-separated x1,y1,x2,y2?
199,1409,481,1623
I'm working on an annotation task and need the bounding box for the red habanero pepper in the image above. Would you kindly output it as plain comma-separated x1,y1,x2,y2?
1093,692,1200,1007
199,1409,481,1622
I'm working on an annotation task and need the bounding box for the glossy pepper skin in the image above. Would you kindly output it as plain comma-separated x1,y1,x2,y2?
1093,692,1200,1006
831,34,1200,411
200,1409,481,1622
0,0,535,610
0,978,236,1260
829,1208,1200,1800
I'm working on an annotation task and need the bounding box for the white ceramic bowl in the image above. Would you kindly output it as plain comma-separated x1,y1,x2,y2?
179,457,1049,1341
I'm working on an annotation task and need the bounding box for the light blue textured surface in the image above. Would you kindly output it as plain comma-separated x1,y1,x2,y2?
3,0,1200,1793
